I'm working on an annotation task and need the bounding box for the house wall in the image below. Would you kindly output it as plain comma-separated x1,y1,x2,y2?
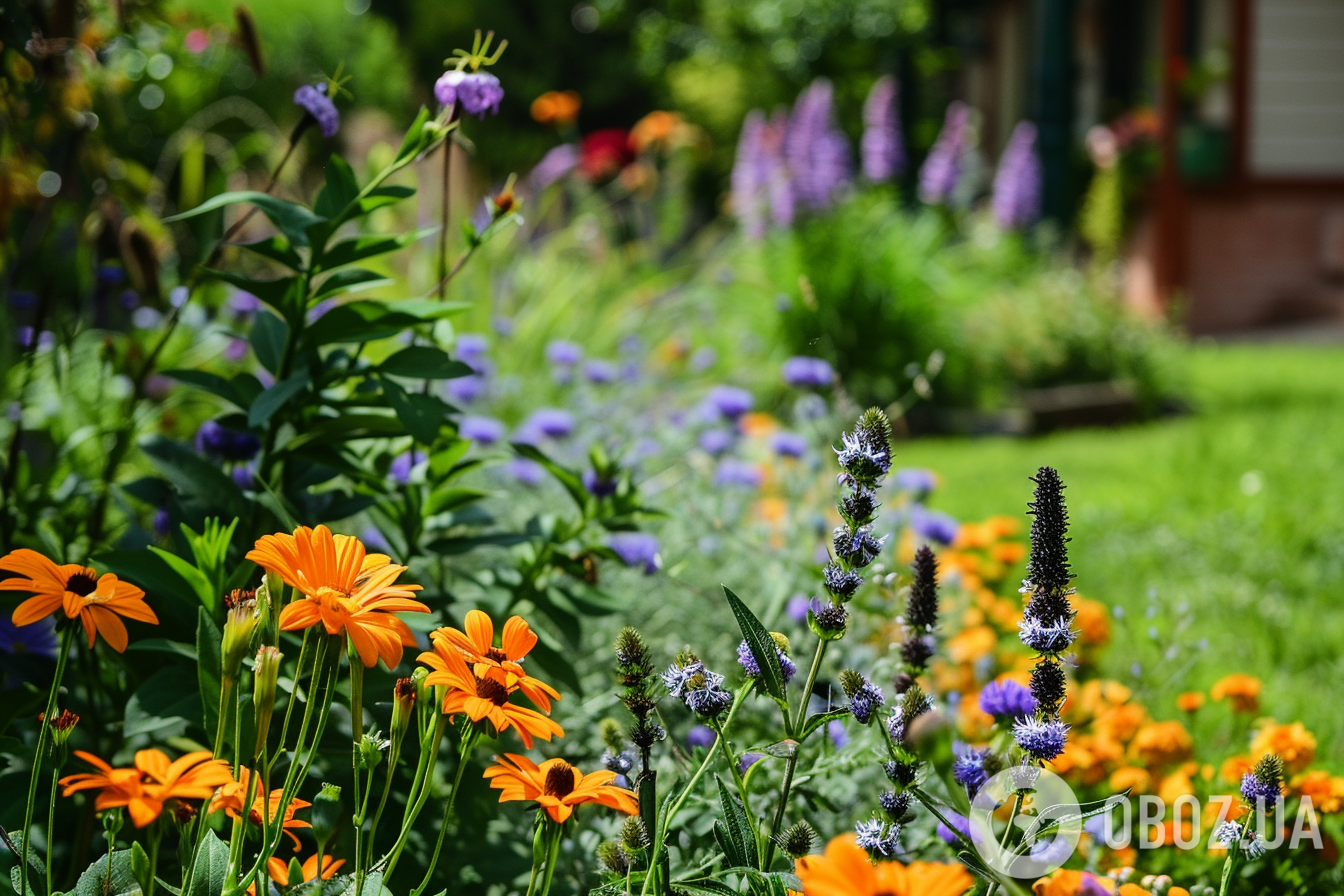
1184,188,1344,332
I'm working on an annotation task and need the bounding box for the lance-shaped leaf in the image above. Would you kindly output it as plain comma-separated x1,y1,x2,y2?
723,586,786,704
165,190,325,248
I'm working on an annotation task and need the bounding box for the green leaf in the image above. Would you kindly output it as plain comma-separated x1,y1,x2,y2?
303,300,428,346
355,185,415,217
5,833,44,896
250,308,289,374
278,414,405,453
313,154,360,220
378,346,473,380
146,547,217,609
395,107,432,162
248,370,310,428
424,532,529,555
125,666,200,739
423,486,489,516
126,638,197,661
712,777,758,870
165,190,325,248
196,608,223,746
165,369,247,408
312,268,394,301
183,831,229,896
511,443,588,510
201,269,298,308
800,708,850,742
318,228,435,271
381,377,452,444
1019,792,1129,846
236,234,303,270
675,882,737,896
723,586,786,704
72,847,142,896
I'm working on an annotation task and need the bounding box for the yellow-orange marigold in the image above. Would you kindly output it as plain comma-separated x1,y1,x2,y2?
1250,721,1316,773
1131,720,1193,768
796,833,974,896
1210,674,1261,713
1176,692,1205,712
1293,770,1344,814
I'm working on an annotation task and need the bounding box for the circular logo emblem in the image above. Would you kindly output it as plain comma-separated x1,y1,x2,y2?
967,766,1083,878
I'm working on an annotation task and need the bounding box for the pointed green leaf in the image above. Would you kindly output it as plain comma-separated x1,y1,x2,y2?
196,607,223,745
248,370,310,428
314,154,359,220
713,776,758,870
166,190,325,248
378,346,473,380
250,308,289,374
723,586,786,703
381,377,452,444
147,547,216,608
236,234,303,270
312,268,394,301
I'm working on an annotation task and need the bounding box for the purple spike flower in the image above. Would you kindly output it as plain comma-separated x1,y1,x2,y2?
434,70,504,118
459,415,504,445
992,121,1043,229
861,76,905,182
610,532,661,575
785,79,852,211
978,679,1037,720
687,725,715,749
781,355,834,388
732,110,770,239
529,143,579,191
918,102,969,206
294,83,339,138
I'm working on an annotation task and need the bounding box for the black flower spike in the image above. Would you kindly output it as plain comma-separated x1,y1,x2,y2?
906,545,939,633
1253,754,1285,790
1029,656,1068,717
884,759,919,787
840,488,879,526
899,635,933,670
1024,467,1073,604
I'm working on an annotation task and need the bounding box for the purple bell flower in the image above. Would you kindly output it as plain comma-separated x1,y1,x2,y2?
609,532,660,575
434,70,504,118
992,121,1043,229
861,76,905,182
918,102,969,206
294,83,339,138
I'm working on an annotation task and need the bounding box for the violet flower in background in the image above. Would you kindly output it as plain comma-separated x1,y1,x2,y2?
522,408,575,440
781,355,834,388
909,505,960,545
894,468,937,498
861,76,905,182
546,340,582,367
505,457,545,486
786,79,852,211
583,359,617,384
0,614,59,661
434,70,504,118
446,375,485,405
687,725,715,749
390,450,425,484
582,468,617,498
714,459,763,488
738,752,764,775
992,121,1043,229
918,101,970,206
610,532,661,574
705,385,753,419
936,810,973,846
195,420,260,463
731,109,795,238
787,594,811,623
459,416,504,445
293,83,339,137
770,431,808,458
453,333,490,366
528,143,579,191
698,429,733,456
978,679,1037,720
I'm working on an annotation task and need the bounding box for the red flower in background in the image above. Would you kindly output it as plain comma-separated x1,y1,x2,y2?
579,129,634,182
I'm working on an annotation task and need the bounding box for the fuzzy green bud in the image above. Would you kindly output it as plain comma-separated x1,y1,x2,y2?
358,731,389,771
391,678,416,745
311,783,342,850
253,646,282,754
597,841,629,876
221,601,259,681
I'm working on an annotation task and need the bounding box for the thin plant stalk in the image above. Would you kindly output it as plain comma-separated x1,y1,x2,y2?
760,637,826,870
409,731,478,896
19,625,74,896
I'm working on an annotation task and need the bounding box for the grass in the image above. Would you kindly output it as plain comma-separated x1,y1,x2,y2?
898,343,1344,766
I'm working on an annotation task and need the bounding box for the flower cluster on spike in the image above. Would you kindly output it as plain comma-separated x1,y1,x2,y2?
615,627,665,776
1012,466,1075,765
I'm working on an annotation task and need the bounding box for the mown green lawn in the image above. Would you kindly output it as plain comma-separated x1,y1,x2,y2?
898,343,1344,765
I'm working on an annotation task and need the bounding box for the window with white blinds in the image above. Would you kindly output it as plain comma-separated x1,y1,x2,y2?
1249,0,1344,176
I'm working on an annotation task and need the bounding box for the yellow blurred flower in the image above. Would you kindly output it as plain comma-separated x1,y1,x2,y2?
1132,721,1193,768
1210,674,1261,713
1092,702,1148,744
630,110,687,152
530,90,581,126
1073,598,1112,648
1176,692,1205,713
1076,680,1133,719
946,625,997,665
1032,869,1122,895
1158,769,1196,806
1110,766,1153,795
1292,770,1344,813
1220,755,1255,786
1250,721,1316,773
739,412,779,438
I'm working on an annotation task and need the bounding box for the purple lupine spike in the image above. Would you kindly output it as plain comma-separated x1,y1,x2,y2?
765,110,795,228
991,121,1043,229
861,76,905,182
918,102,970,206
785,79,852,211
732,110,769,239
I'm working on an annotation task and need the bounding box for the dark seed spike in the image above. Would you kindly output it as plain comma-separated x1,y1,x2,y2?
906,545,939,632
1029,657,1068,717
1024,466,1073,599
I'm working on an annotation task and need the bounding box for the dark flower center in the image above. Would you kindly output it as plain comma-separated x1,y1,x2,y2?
475,676,510,705
65,570,98,597
485,647,509,663
543,763,576,798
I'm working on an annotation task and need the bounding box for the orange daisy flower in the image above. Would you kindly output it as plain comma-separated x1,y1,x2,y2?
794,833,974,896
246,526,428,668
423,610,560,712
60,749,232,827
423,646,563,748
483,754,637,823
266,853,344,887
1,549,157,652
209,768,312,848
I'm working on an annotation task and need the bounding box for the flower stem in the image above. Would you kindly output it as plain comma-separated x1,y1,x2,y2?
409,732,477,896
349,659,365,887
760,638,827,871
537,824,563,896
1218,836,1242,896
44,767,59,896
20,625,73,896
377,713,448,875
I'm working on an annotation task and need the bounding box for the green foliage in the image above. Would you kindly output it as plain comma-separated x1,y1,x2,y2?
771,192,1182,413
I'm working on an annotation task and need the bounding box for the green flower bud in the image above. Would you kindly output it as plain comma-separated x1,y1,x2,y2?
310,783,342,850
391,678,416,745
102,807,124,839
221,601,259,681
358,731,389,771
253,646,282,754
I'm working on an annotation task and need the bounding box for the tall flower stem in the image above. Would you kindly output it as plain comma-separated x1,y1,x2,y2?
349,660,366,886
536,823,563,896
409,731,478,896
984,790,1026,896
377,712,449,875
437,140,453,298
19,625,73,896
44,767,60,896
760,637,827,871
1218,837,1242,896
